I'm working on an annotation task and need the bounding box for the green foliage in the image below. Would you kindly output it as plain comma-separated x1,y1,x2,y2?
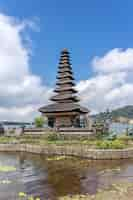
111,139,126,149
96,139,126,149
34,116,44,128
96,131,110,140
46,133,60,141
0,136,17,144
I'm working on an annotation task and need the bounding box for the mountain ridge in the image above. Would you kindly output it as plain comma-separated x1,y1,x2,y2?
92,105,133,121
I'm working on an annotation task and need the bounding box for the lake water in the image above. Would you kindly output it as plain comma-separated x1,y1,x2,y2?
0,152,133,199
109,122,133,135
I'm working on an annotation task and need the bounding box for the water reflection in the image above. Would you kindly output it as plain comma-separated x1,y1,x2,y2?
0,153,133,199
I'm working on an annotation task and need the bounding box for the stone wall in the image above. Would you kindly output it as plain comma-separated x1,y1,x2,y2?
23,128,95,139
0,144,133,159
24,128,53,135
55,116,72,127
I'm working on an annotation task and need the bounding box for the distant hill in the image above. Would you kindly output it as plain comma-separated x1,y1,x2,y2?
92,105,133,122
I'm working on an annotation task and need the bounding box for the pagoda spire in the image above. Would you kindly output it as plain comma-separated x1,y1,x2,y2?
39,48,89,128
51,49,79,103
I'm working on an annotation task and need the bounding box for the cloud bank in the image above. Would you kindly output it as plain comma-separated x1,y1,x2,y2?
77,48,133,113
0,13,52,121
0,13,133,121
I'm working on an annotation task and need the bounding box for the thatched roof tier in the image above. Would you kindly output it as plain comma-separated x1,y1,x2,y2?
58,68,73,74
51,93,79,102
39,103,89,114
60,54,70,59
54,86,77,93
59,61,71,65
56,79,75,86
59,55,70,59
57,73,74,80
58,64,72,68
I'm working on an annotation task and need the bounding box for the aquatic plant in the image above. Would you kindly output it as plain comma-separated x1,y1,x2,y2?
0,165,16,172
46,156,67,161
18,192,27,197
98,167,121,175
0,179,12,184
18,192,40,200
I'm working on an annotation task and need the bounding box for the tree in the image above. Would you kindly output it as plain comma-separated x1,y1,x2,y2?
35,116,44,128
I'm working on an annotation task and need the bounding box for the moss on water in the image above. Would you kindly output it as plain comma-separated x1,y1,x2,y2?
0,165,16,172
46,156,68,161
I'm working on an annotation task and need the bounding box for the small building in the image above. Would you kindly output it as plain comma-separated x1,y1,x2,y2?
39,49,89,128
115,116,129,124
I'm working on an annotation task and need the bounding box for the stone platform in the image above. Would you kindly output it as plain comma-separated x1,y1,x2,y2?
0,143,133,160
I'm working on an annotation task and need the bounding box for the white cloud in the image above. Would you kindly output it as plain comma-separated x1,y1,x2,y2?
77,48,133,114
92,48,133,73
0,13,52,121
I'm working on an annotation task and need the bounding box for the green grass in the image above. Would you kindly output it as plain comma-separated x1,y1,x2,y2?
0,136,17,144
96,139,126,149
0,134,132,149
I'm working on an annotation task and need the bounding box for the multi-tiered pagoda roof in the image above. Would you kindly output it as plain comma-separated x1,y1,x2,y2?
39,49,89,114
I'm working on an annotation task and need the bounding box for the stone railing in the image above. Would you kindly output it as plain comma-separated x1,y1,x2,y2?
23,128,54,135
0,144,133,160
23,128,95,139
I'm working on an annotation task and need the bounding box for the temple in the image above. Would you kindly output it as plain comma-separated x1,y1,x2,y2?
39,49,90,128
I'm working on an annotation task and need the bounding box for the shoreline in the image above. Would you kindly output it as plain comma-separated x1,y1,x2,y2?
0,143,133,160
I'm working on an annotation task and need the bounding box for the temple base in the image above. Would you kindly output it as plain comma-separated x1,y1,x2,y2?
42,112,90,128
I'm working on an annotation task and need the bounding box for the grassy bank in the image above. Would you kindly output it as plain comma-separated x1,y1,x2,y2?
0,133,133,149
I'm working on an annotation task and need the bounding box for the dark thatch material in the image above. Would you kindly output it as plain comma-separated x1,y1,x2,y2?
59,64,72,69
59,61,71,65
39,103,89,114
58,68,73,74
56,79,75,86
51,93,79,102
57,74,74,80
54,86,77,93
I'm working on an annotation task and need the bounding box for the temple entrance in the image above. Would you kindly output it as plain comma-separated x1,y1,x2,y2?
48,117,55,128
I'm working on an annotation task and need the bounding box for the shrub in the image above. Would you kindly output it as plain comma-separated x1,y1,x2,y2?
46,133,59,141
96,139,126,149
96,140,110,149
110,139,126,149
34,116,44,128
95,131,110,140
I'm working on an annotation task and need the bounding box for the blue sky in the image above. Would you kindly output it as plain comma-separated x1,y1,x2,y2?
0,0,132,85
0,0,133,120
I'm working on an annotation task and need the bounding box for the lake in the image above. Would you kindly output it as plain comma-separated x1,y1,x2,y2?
0,152,133,199
109,122,133,135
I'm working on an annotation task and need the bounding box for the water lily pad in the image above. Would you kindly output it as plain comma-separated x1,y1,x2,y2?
0,179,12,184
46,156,67,161
18,192,27,197
0,165,16,172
